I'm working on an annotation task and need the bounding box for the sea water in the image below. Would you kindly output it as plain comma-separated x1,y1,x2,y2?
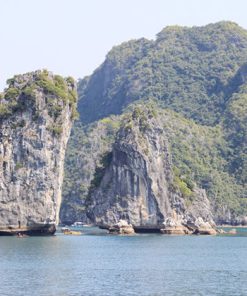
0,227,247,296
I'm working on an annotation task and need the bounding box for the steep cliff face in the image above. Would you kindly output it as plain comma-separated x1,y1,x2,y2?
0,70,77,234
86,107,214,231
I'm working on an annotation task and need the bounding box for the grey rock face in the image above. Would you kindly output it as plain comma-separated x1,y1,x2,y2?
87,110,215,231
0,71,76,234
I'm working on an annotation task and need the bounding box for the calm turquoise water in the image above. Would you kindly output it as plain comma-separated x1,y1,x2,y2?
1,227,247,296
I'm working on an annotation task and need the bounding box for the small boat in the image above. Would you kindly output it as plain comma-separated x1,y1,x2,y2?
61,227,82,235
71,221,84,227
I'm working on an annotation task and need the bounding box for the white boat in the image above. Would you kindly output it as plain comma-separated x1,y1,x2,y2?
71,221,84,227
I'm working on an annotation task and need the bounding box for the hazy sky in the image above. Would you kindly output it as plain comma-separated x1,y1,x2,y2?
1,0,247,90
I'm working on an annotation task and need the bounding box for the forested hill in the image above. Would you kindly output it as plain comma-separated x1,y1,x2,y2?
78,21,247,126
62,21,247,225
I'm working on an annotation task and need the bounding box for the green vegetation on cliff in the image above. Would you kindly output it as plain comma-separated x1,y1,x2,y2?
0,70,78,122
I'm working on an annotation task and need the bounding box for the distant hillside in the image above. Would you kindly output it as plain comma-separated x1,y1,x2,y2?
78,21,247,126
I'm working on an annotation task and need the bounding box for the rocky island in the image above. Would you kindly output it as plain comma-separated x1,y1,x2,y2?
85,106,216,234
0,70,77,235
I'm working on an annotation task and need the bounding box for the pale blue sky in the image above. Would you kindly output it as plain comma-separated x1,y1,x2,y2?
1,0,247,90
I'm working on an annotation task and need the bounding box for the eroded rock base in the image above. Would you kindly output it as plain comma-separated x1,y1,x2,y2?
105,217,217,236
0,224,56,236
108,220,135,235
160,216,217,235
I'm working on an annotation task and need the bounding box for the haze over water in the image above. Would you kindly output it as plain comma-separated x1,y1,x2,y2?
1,228,247,296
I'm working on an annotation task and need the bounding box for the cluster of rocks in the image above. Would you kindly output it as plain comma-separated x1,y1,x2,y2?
160,217,191,235
218,228,237,235
160,216,217,235
108,220,135,235
107,218,217,235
